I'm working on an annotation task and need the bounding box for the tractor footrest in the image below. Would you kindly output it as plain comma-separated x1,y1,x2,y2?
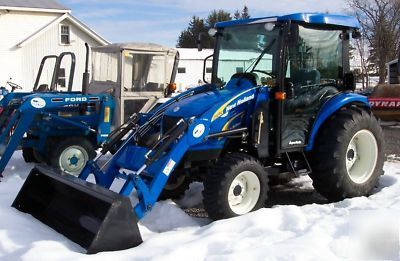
12,165,143,254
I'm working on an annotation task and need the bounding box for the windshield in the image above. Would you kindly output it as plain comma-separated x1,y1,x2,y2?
92,51,119,83
216,23,280,86
123,52,174,92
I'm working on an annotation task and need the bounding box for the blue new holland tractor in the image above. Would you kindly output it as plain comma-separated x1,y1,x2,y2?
14,13,384,253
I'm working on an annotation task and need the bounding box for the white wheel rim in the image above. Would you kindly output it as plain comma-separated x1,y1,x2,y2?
345,130,378,184
228,171,261,215
59,145,88,177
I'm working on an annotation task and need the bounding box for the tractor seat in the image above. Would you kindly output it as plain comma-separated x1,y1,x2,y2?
231,73,258,86
286,86,338,113
36,84,49,92
293,69,321,86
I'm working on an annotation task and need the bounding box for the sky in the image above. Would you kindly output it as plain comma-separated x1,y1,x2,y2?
59,0,350,47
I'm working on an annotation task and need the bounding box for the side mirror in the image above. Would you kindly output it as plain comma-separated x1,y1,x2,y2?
343,72,355,91
202,54,213,84
285,82,294,99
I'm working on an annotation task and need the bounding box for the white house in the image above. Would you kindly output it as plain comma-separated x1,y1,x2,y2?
0,0,109,91
175,48,213,91
386,59,399,84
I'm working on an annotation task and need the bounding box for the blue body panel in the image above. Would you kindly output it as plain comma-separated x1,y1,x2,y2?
216,13,360,29
305,93,370,151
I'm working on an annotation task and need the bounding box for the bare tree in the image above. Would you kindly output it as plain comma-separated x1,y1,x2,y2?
346,0,400,84
354,37,369,88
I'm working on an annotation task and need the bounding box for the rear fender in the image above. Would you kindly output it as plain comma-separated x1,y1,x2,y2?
305,93,370,151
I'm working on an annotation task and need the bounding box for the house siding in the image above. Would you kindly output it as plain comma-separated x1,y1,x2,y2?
0,10,106,91
22,19,103,90
0,10,59,87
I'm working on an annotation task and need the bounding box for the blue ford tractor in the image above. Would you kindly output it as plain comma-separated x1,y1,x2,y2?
0,43,178,177
14,13,384,254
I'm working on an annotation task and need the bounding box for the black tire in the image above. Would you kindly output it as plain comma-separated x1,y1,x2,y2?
158,169,191,200
203,153,269,220
22,148,39,163
48,137,96,176
309,107,385,201
33,149,46,163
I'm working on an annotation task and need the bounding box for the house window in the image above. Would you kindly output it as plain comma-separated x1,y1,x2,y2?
177,67,186,74
236,67,244,73
206,67,212,73
60,25,70,44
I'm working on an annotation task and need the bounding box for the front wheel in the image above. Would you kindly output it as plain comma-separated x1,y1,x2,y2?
203,153,269,220
309,107,385,201
48,137,96,177
158,169,192,200
22,148,39,163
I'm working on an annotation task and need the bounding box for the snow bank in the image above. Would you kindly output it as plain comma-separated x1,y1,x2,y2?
0,152,399,260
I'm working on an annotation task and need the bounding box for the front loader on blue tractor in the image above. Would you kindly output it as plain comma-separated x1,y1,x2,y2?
13,13,385,253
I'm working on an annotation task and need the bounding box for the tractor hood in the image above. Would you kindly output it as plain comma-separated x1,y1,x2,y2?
164,79,256,119
165,90,222,118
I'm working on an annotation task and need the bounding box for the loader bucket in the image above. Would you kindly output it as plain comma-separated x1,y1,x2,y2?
12,165,142,254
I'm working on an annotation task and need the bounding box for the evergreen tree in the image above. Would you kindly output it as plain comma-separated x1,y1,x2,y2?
241,6,250,19
176,7,252,48
206,10,231,28
177,16,207,48
177,10,231,48
234,10,241,20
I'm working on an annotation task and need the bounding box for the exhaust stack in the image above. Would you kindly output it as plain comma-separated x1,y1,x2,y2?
82,43,90,94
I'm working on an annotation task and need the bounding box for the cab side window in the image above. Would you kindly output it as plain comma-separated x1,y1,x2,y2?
286,25,343,90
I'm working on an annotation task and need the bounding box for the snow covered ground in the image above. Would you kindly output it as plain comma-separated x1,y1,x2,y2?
0,152,399,260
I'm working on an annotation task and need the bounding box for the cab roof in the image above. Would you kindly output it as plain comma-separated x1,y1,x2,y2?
92,42,177,55
216,13,360,29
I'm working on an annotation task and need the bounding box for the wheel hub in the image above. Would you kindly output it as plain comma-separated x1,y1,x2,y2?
233,185,243,196
69,155,79,166
346,140,358,170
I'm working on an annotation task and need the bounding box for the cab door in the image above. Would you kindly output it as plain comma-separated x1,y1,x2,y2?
280,25,344,150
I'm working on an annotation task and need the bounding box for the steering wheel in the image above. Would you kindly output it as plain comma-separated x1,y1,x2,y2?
7,81,22,92
251,69,275,78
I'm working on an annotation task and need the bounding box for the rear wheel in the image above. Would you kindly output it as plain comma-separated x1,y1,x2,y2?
203,153,269,220
49,137,96,177
309,107,384,201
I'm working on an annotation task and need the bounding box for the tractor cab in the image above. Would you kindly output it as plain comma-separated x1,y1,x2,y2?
87,43,179,125
209,13,361,154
